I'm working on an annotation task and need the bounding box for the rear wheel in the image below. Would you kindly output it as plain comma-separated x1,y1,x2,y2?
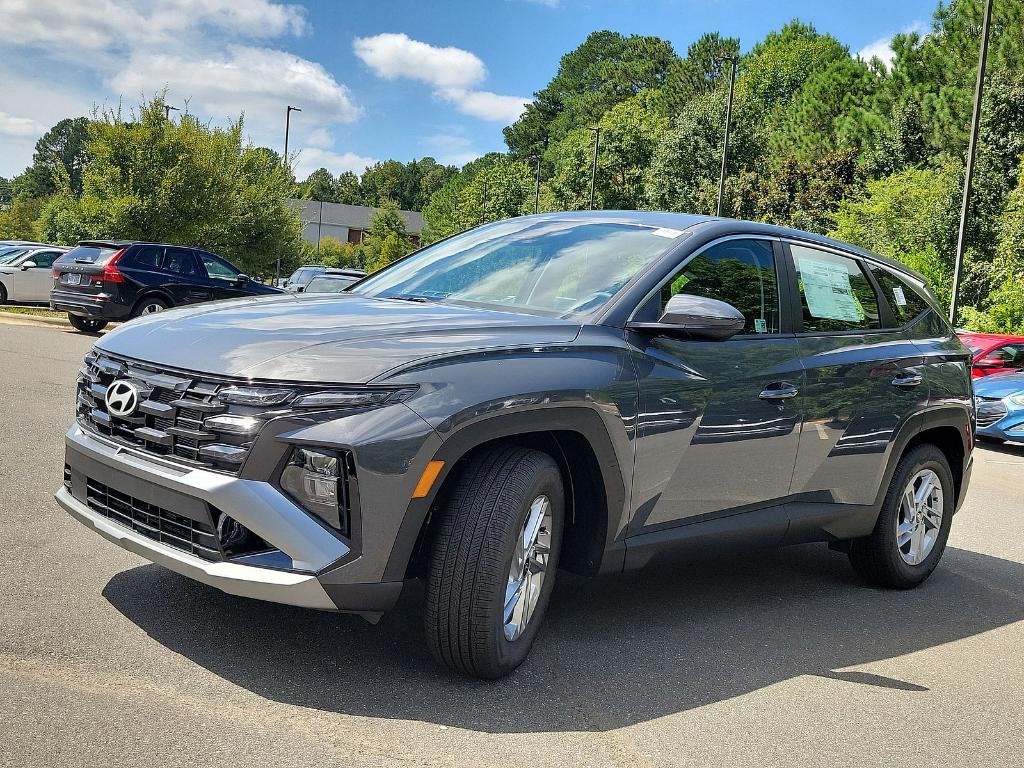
0,283,7,304
425,445,563,679
133,296,169,318
848,444,954,589
68,314,108,333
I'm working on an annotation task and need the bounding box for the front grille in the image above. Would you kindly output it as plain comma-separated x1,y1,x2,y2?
85,475,220,560
76,352,278,473
976,396,1007,428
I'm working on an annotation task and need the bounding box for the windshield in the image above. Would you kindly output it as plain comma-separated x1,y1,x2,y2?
351,219,683,317
0,247,29,265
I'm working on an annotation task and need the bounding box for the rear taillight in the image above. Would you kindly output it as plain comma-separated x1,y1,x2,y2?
101,248,127,283
52,268,61,278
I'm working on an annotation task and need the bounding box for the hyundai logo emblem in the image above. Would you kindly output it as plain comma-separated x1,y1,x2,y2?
105,380,141,418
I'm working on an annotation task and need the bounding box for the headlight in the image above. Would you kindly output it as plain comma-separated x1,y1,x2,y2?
1009,393,1024,406
218,386,293,406
280,447,349,534
292,390,395,408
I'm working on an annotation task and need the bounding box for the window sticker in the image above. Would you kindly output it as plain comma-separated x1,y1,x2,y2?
754,318,767,334
799,258,863,322
892,285,907,306
650,227,685,239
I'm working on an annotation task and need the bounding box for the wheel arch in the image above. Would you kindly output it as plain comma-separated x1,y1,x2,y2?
384,406,627,582
131,290,174,315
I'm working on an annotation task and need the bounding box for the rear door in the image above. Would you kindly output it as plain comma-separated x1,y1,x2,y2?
628,237,804,533
160,247,210,305
786,242,929,507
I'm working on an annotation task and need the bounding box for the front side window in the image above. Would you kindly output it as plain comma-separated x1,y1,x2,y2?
352,219,683,317
28,251,60,269
989,344,1024,368
791,244,880,333
199,252,238,281
656,239,780,334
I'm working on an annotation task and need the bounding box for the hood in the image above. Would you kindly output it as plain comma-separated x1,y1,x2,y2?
974,371,1024,399
96,293,582,383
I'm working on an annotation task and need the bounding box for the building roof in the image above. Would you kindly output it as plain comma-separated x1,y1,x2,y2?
291,199,425,234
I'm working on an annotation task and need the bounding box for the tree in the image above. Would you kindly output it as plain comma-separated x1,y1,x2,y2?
421,153,506,241
301,168,340,202
504,31,678,161
363,200,413,271
0,176,11,207
661,32,741,114
11,117,91,200
315,236,366,270
0,196,45,240
39,97,303,277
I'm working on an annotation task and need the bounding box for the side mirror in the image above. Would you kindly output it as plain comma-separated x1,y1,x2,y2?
20,261,37,271
235,273,249,285
976,356,1005,369
296,285,305,293
628,294,746,341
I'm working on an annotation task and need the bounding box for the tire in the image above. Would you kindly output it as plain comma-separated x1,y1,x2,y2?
848,444,954,589
425,445,564,679
0,283,7,304
132,296,169,318
68,314,109,333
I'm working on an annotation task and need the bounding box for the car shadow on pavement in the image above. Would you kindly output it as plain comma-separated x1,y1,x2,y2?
102,543,1024,733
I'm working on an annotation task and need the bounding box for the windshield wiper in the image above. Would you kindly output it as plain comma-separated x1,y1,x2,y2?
388,294,435,303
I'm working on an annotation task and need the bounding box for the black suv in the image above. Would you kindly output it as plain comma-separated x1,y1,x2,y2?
56,213,974,678
51,240,281,332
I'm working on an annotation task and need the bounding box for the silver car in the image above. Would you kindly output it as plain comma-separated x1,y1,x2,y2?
0,245,68,303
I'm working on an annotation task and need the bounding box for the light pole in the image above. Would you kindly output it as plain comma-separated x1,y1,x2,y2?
588,126,600,210
949,0,993,326
279,105,301,284
717,56,738,218
533,155,542,214
163,104,179,120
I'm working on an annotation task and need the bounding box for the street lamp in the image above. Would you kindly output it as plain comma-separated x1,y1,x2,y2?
279,105,302,284
949,0,993,326
163,104,179,120
717,56,739,218
588,126,601,210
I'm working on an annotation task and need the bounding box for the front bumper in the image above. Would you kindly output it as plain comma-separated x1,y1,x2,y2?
976,405,1024,442
57,424,403,617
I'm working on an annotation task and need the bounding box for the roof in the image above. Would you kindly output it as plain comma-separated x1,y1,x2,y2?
958,331,1024,343
292,199,425,234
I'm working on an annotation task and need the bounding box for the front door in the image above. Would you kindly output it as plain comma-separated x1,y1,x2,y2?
18,250,62,301
628,238,803,533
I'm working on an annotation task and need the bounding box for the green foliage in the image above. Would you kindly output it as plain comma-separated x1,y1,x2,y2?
296,158,456,211
0,176,11,207
421,154,532,241
39,97,303,277
315,236,367,270
0,196,46,240
363,200,413,272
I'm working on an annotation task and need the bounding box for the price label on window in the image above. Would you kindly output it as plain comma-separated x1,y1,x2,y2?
799,258,863,322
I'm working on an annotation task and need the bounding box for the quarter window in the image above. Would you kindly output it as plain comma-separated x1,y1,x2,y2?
791,244,880,333
657,239,780,334
869,265,931,326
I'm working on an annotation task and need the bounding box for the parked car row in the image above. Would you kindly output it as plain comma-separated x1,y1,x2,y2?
283,264,367,292
0,242,69,303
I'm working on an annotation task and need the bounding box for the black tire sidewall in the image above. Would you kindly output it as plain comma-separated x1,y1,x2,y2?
68,314,107,333
134,297,168,318
482,458,564,676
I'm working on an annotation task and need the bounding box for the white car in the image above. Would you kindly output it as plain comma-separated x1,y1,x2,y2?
0,245,68,303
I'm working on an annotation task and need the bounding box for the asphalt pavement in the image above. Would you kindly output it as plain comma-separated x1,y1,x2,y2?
2,318,1023,767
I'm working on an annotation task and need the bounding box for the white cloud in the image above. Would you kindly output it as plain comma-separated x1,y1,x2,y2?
293,148,378,181
0,0,306,53
438,88,529,123
109,45,362,128
354,33,529,123
421,134,480,167
0,111,46,139
305,127,334,149
858,20,929,68
353,33,486,90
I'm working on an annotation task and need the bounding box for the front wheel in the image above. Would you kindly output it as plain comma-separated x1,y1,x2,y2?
848,444,954,589
425,446,564,679
68,314,108,333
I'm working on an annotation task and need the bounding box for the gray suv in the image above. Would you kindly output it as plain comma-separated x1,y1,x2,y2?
56,212,974,678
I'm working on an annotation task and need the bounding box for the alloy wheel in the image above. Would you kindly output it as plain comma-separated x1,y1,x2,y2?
896,469,943,566
503,495,553,641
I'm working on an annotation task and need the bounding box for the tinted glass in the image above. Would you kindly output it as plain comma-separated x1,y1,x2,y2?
28,251,60,268
56,245,120,265
792,244,880,332
0,247,29,265
161,248,198,276
659,239,780,334
306,276,356,292
199,252,238,281
989,344,1024,367
869,265,930,326
128,245,164,270
352,219,681,317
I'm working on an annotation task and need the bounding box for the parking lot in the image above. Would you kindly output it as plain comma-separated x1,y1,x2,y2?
2,317,1023,768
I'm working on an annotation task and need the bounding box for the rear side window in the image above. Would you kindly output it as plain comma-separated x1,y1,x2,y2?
161,248,199,276
791,244,880,333
56,245,120,265
659,239,780,334
869,265,931,326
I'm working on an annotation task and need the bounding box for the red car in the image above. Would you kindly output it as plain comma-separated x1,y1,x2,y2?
958,331,1024,378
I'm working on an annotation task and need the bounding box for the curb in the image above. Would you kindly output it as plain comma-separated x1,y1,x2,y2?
0,310,72,327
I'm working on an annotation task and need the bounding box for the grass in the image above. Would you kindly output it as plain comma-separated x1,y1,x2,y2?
0,305,66,319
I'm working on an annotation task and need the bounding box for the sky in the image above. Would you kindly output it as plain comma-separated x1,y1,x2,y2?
0,0,939,181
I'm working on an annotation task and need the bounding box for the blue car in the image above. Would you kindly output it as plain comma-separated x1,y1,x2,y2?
974,370,1024,442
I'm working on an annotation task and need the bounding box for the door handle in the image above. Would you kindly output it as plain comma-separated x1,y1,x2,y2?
759,383,799,400
892,372,923,388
